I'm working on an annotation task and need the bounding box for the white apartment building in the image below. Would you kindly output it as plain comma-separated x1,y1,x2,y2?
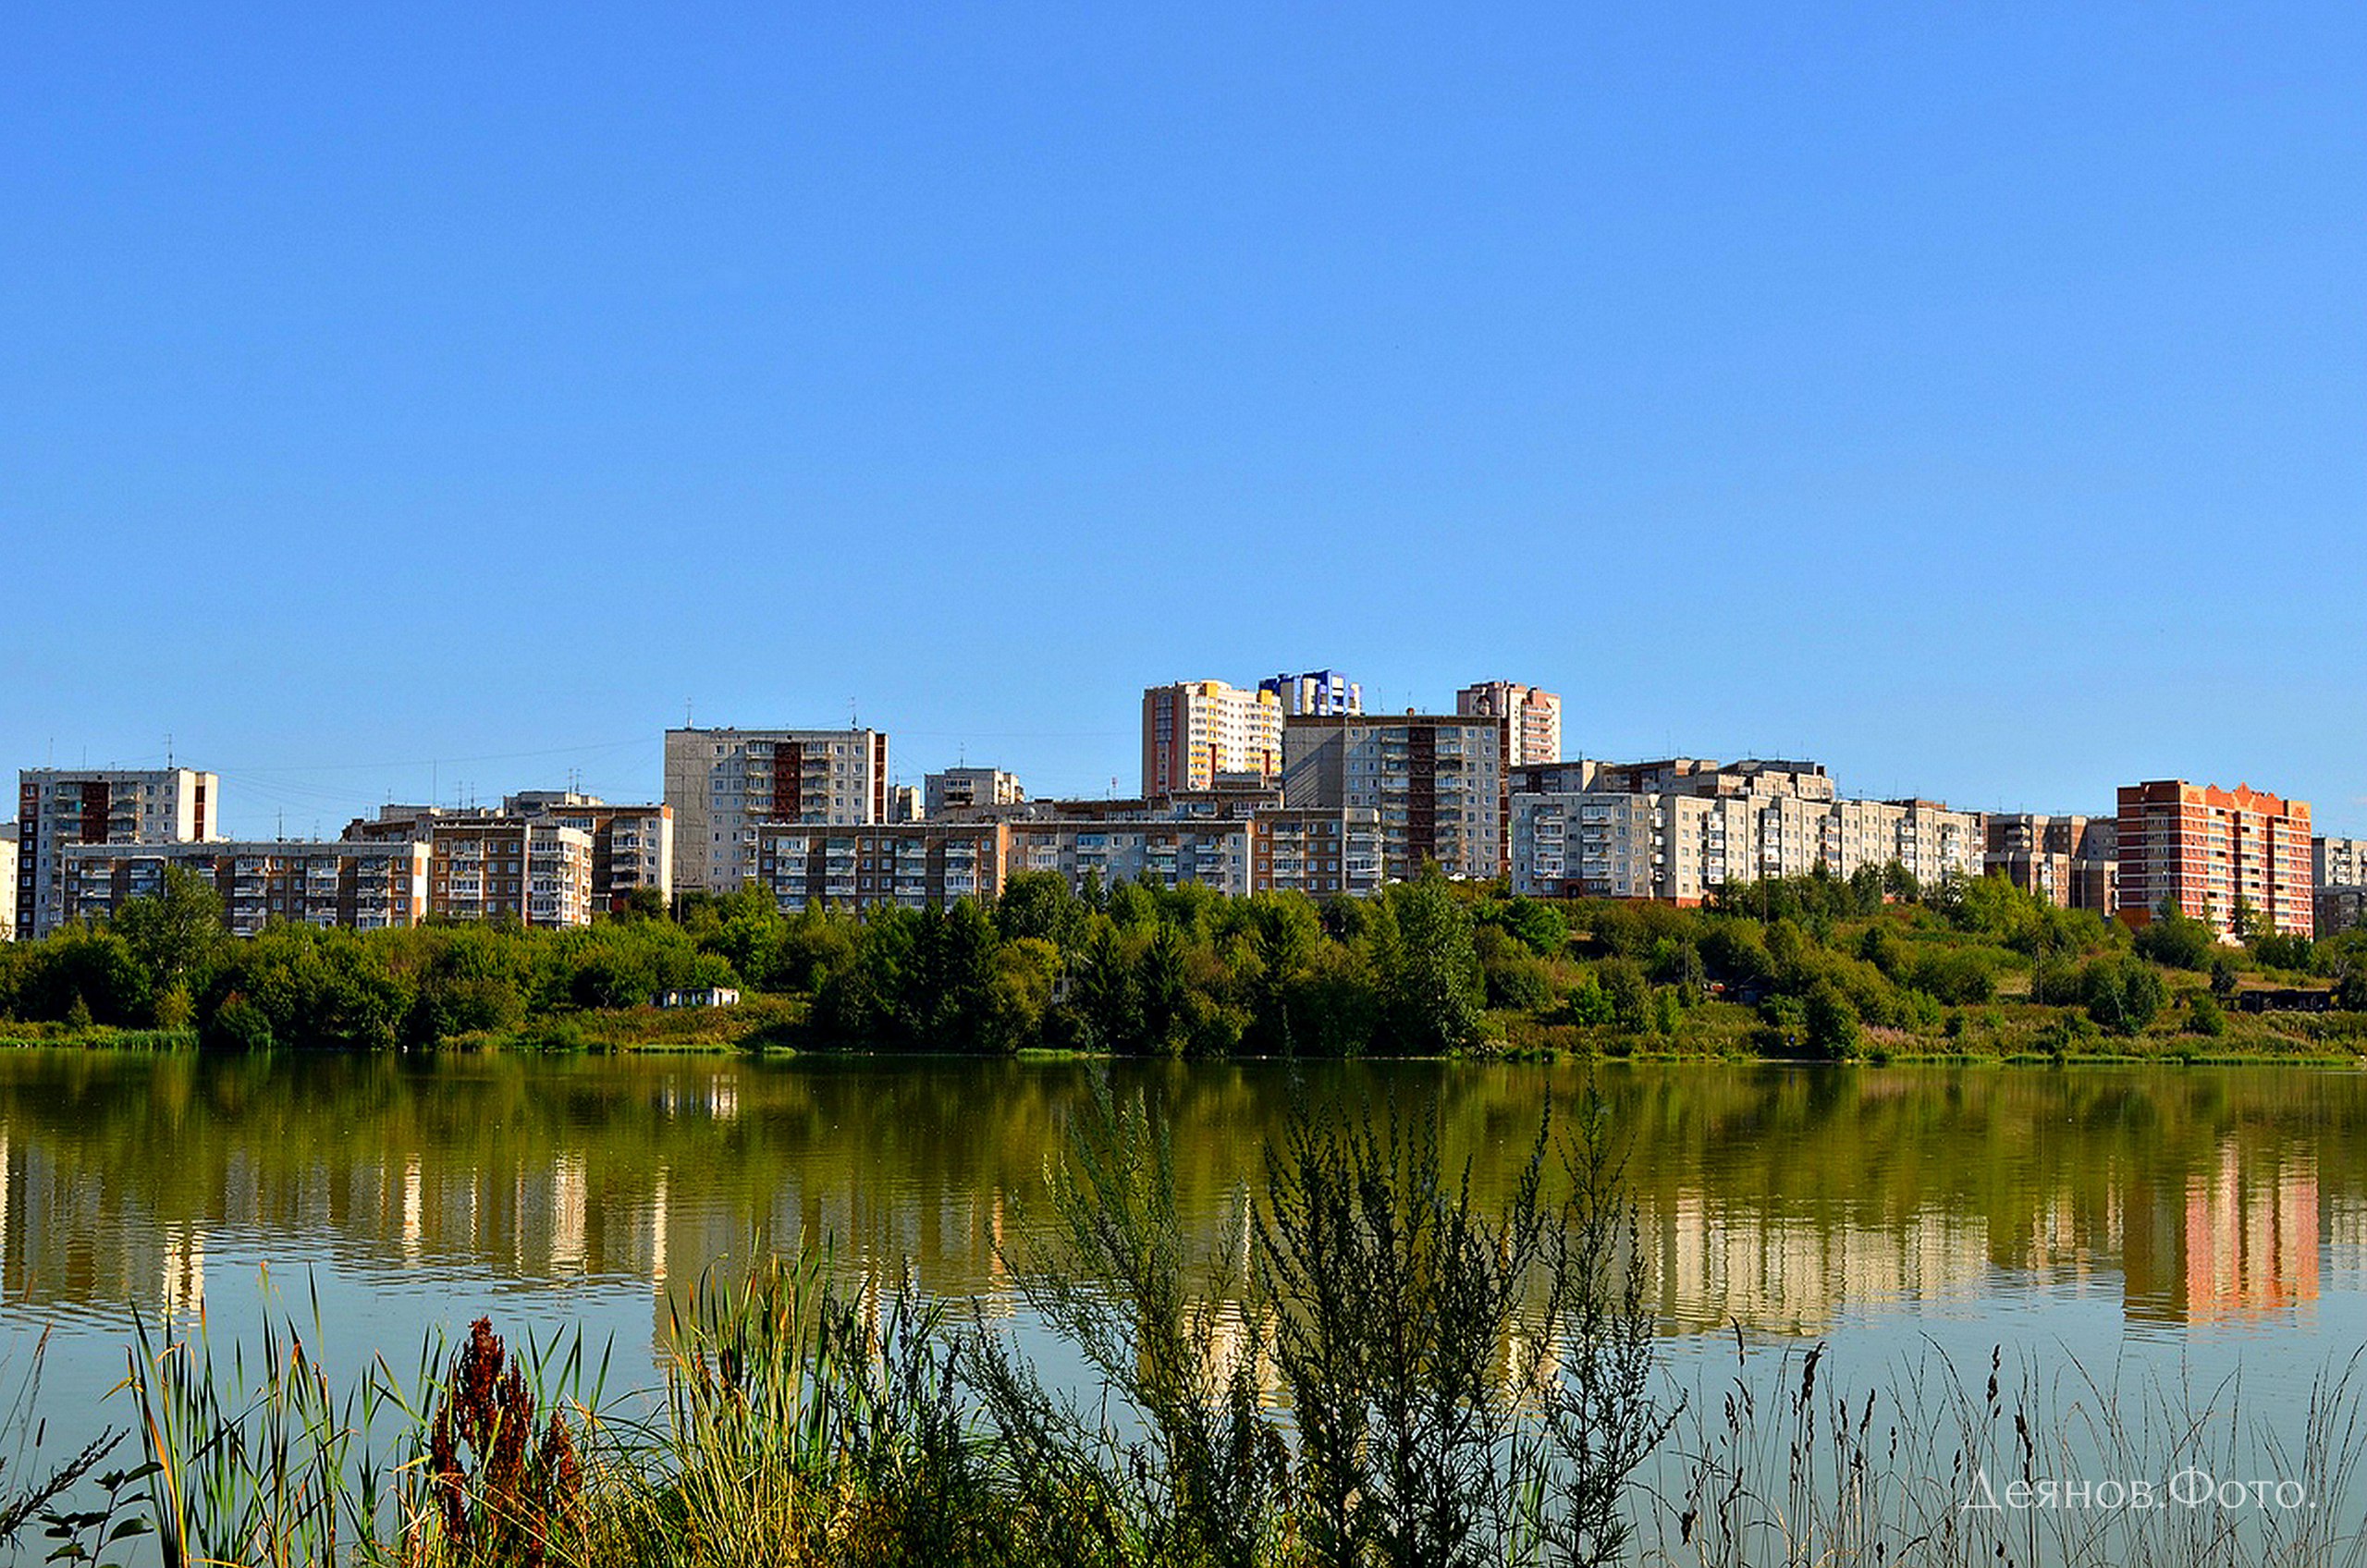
1006,818,1254,897
63,840,433,936
1511,784,1983,903
1456,681,1562,767
0,826,16,941
926,767,1026,817
16,767,222,939
1281,714,1507,883
665,727,891,893
1142,681,1282,795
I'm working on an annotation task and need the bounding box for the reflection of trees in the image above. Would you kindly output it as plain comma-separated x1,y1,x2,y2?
0,1054,2361,1333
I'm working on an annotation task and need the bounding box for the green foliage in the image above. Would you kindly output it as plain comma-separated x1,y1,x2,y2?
2082,954,2167,1035
2134,901,2219,971
1803,979,1861,1060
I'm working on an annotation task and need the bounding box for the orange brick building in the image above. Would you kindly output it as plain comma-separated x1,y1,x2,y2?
2116,779,2313,939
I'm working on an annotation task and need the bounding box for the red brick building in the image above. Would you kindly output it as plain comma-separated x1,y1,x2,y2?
2116,780,2313,939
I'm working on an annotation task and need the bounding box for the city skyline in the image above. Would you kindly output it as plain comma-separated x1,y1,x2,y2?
6,4,2362,839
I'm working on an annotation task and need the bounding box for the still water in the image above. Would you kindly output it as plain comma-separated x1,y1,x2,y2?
2,1050,2363,1506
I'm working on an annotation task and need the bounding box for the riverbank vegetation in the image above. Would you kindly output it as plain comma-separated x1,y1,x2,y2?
10,1092,2361,1567
4,864,2366,1060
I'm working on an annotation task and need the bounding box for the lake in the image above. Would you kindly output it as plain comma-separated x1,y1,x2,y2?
3,1049,2364,1550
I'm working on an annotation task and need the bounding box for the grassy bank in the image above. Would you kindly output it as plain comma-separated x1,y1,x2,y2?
9,864,2367,1066
10,1092,2364,1567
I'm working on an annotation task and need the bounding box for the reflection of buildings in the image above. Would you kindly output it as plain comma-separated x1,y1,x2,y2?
1644,1194,1994,1334
0,1069,2361,1361
2125,1144,2318,1324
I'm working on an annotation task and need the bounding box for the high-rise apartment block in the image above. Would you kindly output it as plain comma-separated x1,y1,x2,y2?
925,768,1026,818
665,728,891,893
0,826,16,942
63,840,432,935
2116,780,2312,938
1456,682,1562,767
2313,837,2367,937
1984,814,2117,913
1258,669,1362,717
1282,714,1507,882
1141,681,1282,796
16,767,221,939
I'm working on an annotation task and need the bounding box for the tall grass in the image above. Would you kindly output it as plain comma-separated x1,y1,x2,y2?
35,1089,2367,1567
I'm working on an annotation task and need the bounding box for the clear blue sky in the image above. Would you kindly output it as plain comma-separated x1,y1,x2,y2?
6,2,2362,838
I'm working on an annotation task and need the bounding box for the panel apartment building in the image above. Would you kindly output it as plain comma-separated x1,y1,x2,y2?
348,790,668,920
1456,681,1562,767
1984,814,2118,913
16,767,221,939
2317,837,2367,936
2116,780,2312,938
1281,713,1507,882
1141,681,1282,795
748,799,1386,914
1508,759,1983,903
924,768,1025,818
665,727,890,893
64,839,433,935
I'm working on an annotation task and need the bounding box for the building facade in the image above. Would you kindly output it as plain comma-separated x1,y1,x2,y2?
1510,784,1984,904
2314,837,2367,937
350,793,671,915
0,826,14,942
1281,714,1508,882
752,822,1008,912
664,727,891,893
2116,780,2313,938
925,768,1025,817
1258,669,1362,717
1141,681,1282,796
1455,681,1562,766
16,768,221,939
62,839,433,936
1985,814,2118,913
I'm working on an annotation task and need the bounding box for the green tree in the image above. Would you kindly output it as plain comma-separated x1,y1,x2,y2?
109,866,227,1002
1377,875,1482,1054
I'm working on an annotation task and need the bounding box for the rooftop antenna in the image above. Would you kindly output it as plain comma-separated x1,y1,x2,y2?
850,698,860,730
685,697,694,728
165,733,174,769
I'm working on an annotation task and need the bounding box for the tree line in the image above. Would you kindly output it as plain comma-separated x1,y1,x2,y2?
4,862,2364,1056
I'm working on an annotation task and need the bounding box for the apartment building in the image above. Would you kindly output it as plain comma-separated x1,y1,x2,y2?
1281,713,1508,882
1510,783,1983,904
0,826,14,941
2116,780,2312,938
1258,669,1362,717
1006,817,1254,897
1249,809,1386,900
1455,681,1562,767
62,839,432,936
1141,681,1282,795
349,792,672,914
925,768,1025,818
2313,837,2367,936
664,727,891,893
508,793,673,912
1985,814,2118,913
887,785,923,824
16,767,221,939
421,819,595,928
752,822,1008,912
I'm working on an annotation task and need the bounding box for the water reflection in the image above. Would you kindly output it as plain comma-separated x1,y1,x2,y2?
1,1055,2363,1349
